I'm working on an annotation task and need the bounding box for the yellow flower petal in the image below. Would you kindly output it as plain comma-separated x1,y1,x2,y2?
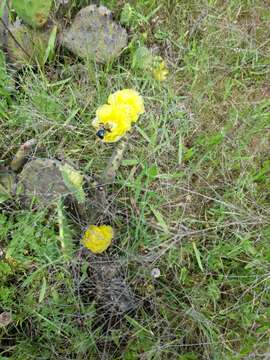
82,225,113,254
108,89,145,121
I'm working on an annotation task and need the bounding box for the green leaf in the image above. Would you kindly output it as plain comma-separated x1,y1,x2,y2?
43,25,57,64
38,277,47,303
149,205,169,234
192,242,204,272
122,159,139,166
125,315,154,336
145,165,159,181
0,192,9,204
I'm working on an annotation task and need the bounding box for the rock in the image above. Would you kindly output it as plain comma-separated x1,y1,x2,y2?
6,22,50,68
61,5,128,63
18,158,69,205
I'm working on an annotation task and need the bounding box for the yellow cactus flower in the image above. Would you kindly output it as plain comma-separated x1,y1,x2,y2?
92,89,144,143
108,89,145,122
92,104,132,143
82,225,113,254
152,61,168,81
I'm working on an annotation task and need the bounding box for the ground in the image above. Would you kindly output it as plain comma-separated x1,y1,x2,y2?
0,0,270,359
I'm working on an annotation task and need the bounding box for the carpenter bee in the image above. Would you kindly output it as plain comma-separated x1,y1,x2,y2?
96,127,106,139
96,125,110,140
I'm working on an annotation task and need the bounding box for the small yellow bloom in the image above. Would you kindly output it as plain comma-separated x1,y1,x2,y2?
152,61,168,81
108,89,145,122
82,225,113,254
93,104,132,142
92,89,144,143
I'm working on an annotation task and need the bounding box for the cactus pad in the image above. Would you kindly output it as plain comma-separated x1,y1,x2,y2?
18,158,86,206
12,0,52,28
61,5,128,63
18,159,69,205
7,23,50,68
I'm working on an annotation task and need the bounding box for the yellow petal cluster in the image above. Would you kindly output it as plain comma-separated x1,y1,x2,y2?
92,89,144,143
152,61,169,81
108,89,145,122
82,225,113,254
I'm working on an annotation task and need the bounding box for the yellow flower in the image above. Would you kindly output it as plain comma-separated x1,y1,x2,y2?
152,61,168,81
92,104,132,143
82,225,113,254
92,89,144,143
108,89,145,122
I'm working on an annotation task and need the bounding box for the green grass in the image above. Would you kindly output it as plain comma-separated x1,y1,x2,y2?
1,0,270,359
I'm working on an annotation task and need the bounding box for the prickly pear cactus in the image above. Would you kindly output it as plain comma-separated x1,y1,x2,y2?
12,0,52,28
17,158,86,206
18,159,69,205
7,23,50,68
61,5,128,63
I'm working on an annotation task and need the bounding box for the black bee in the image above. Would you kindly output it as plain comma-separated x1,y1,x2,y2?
96,125,111,140
96,126,106,139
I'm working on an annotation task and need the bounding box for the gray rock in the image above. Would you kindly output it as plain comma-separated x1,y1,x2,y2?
61,5,128,63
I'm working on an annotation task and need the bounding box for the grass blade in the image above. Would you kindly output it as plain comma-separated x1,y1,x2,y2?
192,242,204,272
43,25,57,64
149,205,169,234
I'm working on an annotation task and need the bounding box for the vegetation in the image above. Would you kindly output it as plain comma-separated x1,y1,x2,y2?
0,0,270,359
